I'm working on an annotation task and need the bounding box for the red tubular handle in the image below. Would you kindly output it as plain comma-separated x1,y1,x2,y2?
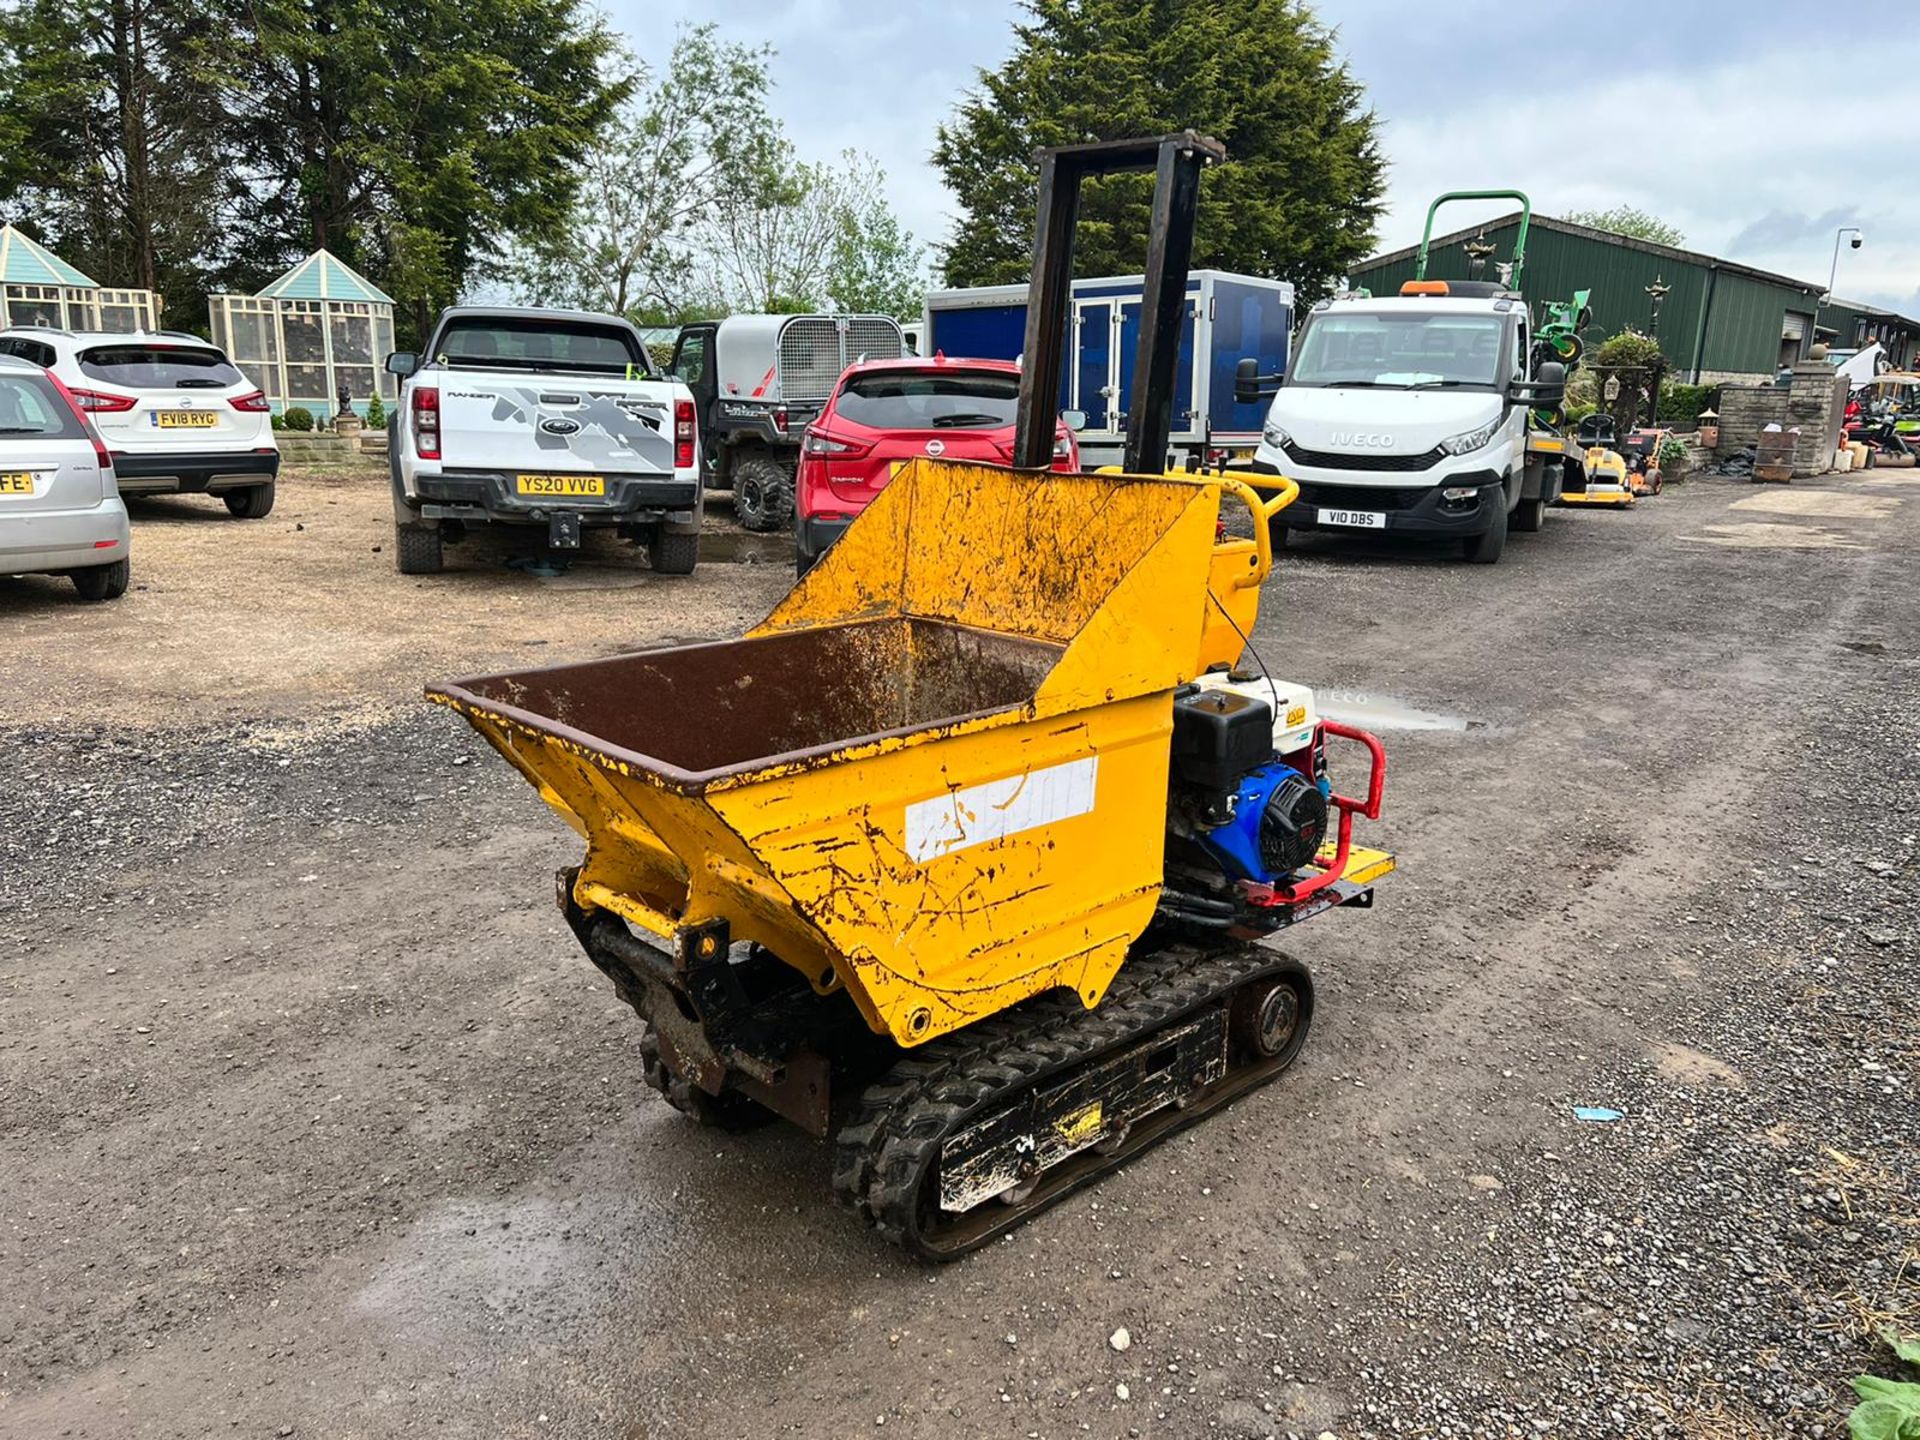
1322,718,1387,821
1265,720,1387,905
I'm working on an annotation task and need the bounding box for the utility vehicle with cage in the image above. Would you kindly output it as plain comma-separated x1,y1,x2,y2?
667,313,906,531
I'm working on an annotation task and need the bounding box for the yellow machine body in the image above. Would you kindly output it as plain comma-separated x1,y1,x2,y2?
431,461,1316,1049
1560,445,1638,507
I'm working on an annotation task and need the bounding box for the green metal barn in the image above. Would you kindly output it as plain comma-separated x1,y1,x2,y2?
1348,214,1827,382
1819,299,1919,369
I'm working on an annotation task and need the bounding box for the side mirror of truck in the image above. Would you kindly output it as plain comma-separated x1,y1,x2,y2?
1061,409,1087,432
1234,357,1286,405
1509,359,1567,406
385,351,417,377
1234,358,1260,405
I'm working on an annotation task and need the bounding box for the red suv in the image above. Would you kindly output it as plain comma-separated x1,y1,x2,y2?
794,356,1080,574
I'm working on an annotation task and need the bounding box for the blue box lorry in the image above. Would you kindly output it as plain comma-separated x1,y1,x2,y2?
922,269,1294,470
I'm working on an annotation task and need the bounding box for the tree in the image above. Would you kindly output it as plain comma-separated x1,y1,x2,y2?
933,0,1383,298
1562,206,1686,249
1591,329,1667,431
512,27,773,320
826,159,927,319
0,0,225,319
215,0,627,337
691,144,925,317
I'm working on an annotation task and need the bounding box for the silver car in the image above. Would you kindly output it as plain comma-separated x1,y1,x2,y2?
0,356,131,601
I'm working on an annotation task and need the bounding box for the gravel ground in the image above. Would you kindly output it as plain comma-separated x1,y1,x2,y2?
1,467,1914,1439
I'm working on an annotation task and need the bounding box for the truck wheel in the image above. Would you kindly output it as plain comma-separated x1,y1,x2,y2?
1512,495,1546,533
733,455,793,532
395,522,444,575
1462,501,1508,565
652,530,699,575
224,481,276,519
71,557,130,602
639,1027,772,1132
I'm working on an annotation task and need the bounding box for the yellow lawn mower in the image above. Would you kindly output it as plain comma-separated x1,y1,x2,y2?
1557,413,1637,509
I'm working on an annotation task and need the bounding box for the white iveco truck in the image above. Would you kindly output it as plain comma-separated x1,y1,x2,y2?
1239,190,1571,565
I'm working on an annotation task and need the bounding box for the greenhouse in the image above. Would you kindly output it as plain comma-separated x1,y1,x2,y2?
0,224,160,333
208,248,396,420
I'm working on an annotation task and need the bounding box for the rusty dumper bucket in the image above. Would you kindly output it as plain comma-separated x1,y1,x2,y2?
430,459,1272,1083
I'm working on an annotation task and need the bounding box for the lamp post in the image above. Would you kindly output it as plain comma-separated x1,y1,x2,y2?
1645,275,1670,341
1463,236,1495,281
1821,226,1864,339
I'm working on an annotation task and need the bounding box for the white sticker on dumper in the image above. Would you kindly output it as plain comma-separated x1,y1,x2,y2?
905,757,1099,864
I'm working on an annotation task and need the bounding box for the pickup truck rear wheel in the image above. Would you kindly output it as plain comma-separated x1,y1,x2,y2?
652,530,699,575
224,482,275,519
395,522,444,575
733,454,793,532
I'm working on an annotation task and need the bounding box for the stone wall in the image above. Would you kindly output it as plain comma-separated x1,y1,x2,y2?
1785,361,1848,476
1715,384,1790,453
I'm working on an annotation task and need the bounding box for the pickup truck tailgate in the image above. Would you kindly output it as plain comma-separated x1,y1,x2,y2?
441,379,678,477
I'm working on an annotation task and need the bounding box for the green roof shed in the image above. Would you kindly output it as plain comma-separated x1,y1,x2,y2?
1349,214,1827,382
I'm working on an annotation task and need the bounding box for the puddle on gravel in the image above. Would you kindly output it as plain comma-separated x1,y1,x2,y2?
700,530,794,565
1317,690,1475,732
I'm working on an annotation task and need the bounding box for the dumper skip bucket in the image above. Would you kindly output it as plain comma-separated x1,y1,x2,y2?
430,459,1257,1049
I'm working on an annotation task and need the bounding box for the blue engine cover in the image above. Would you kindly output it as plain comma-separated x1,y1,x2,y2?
1198,761,1312,883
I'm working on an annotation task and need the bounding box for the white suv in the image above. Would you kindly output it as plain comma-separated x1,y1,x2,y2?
0,329,280,518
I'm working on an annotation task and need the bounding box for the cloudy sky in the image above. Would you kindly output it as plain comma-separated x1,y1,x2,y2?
609,0,1920,316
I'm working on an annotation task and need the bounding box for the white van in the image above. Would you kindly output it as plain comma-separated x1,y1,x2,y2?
1245,280,1565,564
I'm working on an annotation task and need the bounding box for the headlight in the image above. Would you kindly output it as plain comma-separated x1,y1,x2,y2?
1261,420,1291,448
1439,420,1501,455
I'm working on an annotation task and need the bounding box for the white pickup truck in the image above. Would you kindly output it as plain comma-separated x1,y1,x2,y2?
385,306,701,575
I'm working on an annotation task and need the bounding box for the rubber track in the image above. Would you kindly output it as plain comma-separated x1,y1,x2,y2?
830,942,1293,1254
637,1025,771,1132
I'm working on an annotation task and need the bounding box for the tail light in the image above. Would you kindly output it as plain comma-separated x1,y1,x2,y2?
228,390,271,413
674,399,695,469
48,373,113,474
804,431,871,459
774,405,789,434
67,387,137,413
412,385,440,461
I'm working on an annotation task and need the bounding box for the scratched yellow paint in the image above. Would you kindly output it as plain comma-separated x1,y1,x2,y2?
433,460,1341,1049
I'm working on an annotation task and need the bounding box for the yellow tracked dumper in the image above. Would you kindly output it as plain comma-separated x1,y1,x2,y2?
431,135,1394,1258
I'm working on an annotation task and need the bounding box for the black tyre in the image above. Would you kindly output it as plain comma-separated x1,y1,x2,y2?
652,529,699,575
224,481,275,519
71,557,130,602
1462,498,1508,565
395,522,444,575
638,1027,772,1132
1512,495,1546,533
733,454,793,532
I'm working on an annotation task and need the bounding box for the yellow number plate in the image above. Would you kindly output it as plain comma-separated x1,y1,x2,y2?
0,472,34,495
515,474,605,497
156,411,218,428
